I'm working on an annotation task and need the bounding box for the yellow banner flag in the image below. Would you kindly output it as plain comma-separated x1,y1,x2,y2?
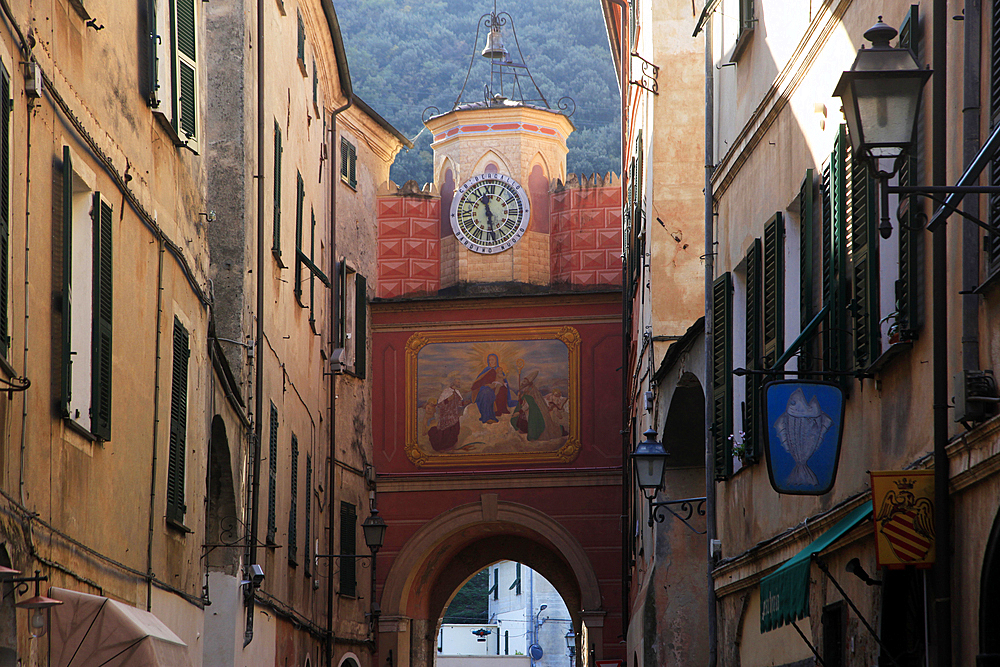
870,470,935,568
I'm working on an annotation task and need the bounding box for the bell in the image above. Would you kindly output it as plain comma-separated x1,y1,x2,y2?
481,29,508,59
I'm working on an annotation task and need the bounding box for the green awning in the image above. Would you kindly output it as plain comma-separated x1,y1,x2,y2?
759,502,872,633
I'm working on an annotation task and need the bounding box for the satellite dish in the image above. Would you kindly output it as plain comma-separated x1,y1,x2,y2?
528,644,543,661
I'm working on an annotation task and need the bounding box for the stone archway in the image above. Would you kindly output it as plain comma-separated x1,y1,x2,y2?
980,504,1000,666
379,497,604,667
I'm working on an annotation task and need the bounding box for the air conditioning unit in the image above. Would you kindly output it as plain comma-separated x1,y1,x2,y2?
954,370,999,424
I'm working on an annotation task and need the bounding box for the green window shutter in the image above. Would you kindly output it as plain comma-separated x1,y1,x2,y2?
173,0,198,145
850,151,880,369
712,272,733,479
897,5,920,335
340,138,349,181
744,240,762,462
989,0,1000,272
273,122,282,258
509,562,522,595
799,170,816,373
297,10,305,63
339,502,357,596
288,434,298,565
308,210,317,328
762,213,784,369
294,172,304,302
0,63,9,359
348,142,357,188
304,455,312,576
61,147,73,416
91,195,113,440
489,568,499,600
338,261,346,349
312,59,318,109
166,318,189,525
267,402,278,544
823,126,850,384
355,273,367,378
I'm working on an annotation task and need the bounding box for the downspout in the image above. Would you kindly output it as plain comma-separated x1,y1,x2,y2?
931,2,952,667
702,12,717,667
328,94,352,667
605,0,629,644
962,0,981,372
146,238,166,612
245,0,266,646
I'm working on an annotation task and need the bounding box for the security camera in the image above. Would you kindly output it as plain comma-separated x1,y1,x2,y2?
241,563,265,588
330,348,347,374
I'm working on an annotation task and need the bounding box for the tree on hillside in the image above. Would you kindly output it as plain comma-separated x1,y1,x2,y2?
442,568,489,623
337,0,620,186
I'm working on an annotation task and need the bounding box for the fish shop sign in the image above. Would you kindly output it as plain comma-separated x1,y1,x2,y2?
763,380,845,495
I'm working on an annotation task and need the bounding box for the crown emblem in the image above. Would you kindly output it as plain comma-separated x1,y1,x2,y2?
894,477,915,490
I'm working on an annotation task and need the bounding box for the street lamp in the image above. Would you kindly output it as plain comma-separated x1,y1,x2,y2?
833,17,931,238
631,429,706,532
564,629,576,667
316,509,388,633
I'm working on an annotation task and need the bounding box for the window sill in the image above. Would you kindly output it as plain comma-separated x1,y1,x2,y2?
867,340,914,375
272,248,286,269
64,418,100,443
0,354,16,379
730,26,754,62
974,268,1000,294
340,177,358,192
166,518,193,535
297,58,308,78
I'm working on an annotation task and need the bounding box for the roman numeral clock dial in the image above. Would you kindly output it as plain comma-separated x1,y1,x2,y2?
449,173,531,254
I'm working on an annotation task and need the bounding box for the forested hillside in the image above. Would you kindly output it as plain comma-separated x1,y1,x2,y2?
336,0,621,186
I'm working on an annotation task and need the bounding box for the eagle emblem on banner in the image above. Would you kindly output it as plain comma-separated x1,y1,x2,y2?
874,475,934,565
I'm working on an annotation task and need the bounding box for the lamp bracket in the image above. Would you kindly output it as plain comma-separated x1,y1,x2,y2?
887,185,1000,233
648,497,707,533
733,367,872,379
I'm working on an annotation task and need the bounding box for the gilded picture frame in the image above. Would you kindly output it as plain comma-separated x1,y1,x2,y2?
404,326,581,467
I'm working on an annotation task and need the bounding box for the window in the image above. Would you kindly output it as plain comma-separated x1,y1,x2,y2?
312,58,319,112
61,146,113,441
339,501,357,596
625,132,644,302
711,272,733,479
821,602,846,667
742,240,762,464
267,402,278,545
339,264,367,378
166,318,189,527
272,122,283,263
732,0,755,58
894,5,921,338
297,208,331,323
821,126,850,386
149,0,199,151
849,146,880,369
797,170,819,373
288,434,298,565
761,213,785,370
304,454,312,576
340,137,357,189
489,568,499,600
297,10,307,76
509,562,522,595
0,61,10,359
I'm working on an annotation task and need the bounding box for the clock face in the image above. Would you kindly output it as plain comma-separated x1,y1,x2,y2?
449,173,531,254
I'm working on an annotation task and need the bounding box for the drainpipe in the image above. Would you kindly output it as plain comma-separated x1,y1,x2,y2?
931,2,952,667
702,12,717,667
245,0,266,647
146,238,166,612
962,0,981,373
327,93,352,667
604,0,630,645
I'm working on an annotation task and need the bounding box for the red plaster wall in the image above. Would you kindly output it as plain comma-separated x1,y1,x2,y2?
377,195,442,298
550,185,623,287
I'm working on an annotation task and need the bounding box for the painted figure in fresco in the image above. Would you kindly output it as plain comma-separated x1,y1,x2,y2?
428,372,465,451
510,370,563,441
470,353,517,424
772,388,833,487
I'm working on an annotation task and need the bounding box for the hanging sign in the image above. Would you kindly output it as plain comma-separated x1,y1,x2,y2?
763,380,845,495
870,470,935,568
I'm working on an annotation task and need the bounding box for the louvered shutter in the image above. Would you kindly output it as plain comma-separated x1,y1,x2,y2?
166,318,189,525
762,213,784,369
0,63,10,359
267,402,278,544
824,126,849,385
304,455,312,576
91,195,113,440
348,142,357,188
340,138,349,181
297,11,305,64
312,59,318,109
294,172,304,302
173,0,198,148
799,170,815,373
355,273,367,378
744,241,762,462
989,0,1000,272
897,6,920,335
61,147,73,415
850,151,880,368
339,502,357,596
273,123,282,258
712,272,733,479
288,434,298,564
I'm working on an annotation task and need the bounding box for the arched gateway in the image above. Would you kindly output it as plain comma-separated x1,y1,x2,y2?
379,498,604,666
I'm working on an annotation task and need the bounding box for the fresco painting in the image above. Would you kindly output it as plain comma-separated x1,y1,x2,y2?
405,327,581,467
